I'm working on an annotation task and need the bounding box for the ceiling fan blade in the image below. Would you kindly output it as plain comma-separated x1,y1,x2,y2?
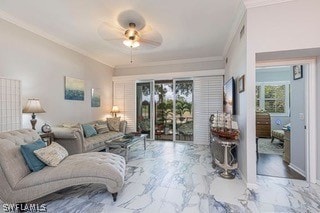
99,21,124,33
139,25,153,34
140,38,161,47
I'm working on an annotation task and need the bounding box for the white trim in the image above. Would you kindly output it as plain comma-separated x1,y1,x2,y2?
223,2,246,58
238,168,259,189
243,0,295,8
289,163,306,177
256,58,317,184
113,69,225,82
0,10,114,68
115,56,224,69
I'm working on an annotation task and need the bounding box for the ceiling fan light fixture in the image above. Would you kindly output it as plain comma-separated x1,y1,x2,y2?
123,40,140,48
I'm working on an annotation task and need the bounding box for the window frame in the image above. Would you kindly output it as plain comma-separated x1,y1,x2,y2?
256,81,290,116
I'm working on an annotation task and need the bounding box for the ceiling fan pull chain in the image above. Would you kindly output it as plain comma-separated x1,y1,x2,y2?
130,47,133,63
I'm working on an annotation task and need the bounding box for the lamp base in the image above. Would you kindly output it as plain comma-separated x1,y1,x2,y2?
30,119,37,130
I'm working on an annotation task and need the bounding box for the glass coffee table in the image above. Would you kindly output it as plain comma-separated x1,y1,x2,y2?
105,134,147,162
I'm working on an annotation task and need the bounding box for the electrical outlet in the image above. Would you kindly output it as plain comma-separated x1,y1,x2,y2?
299,113,304,120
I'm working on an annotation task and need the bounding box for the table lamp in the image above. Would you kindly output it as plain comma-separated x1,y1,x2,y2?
22,98,46,130
111,105,120,117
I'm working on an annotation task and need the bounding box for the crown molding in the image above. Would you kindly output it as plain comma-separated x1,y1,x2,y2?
115,56,224,69
222,1,246,58
0,10,114,68
242,0,296,8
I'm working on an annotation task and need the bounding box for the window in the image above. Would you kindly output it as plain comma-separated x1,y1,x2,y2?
256,81,290,116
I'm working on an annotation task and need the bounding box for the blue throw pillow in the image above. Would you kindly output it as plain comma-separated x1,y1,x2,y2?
20,139,46,172
82,124,97,137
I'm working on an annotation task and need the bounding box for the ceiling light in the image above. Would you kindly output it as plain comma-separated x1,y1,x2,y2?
123,40,140,48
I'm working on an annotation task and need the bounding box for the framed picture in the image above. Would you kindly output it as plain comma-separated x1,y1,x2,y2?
91,88,101,107
293,65,303,80
238,75,245,93
223,77,235,115
65,76,84,101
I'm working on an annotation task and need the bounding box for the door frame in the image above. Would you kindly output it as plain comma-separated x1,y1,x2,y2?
256,58,317,183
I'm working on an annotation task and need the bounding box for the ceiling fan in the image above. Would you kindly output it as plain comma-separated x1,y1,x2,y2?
98,10,162,63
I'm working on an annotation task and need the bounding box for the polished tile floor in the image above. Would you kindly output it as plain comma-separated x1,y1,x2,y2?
16,141,320,212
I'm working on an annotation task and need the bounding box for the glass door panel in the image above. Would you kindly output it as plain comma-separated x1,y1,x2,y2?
154,80,173,141
175,80,193,141
136,82,153,139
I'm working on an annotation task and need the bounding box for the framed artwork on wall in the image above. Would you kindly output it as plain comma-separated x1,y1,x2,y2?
91,88,101,107
238,75,245,93
293,65,303,80
65,76,84,101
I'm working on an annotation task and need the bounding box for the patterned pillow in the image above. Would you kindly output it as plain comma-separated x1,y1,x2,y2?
94,124,109,134
82,124,97,137
34,142,68,166
107,117,120,132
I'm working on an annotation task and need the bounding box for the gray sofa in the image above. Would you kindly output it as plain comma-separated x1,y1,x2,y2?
0,129,126,203
53,120,127,155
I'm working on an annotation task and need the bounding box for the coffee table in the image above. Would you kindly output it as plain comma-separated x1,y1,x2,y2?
105,134,147,162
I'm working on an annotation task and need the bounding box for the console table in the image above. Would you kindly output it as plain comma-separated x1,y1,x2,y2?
211,135,239,179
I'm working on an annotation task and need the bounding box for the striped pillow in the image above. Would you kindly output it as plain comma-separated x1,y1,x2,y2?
94,124,109,134
34,142,68,166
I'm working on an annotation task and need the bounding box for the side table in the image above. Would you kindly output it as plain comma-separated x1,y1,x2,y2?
212,136,239,179
39,132,54,146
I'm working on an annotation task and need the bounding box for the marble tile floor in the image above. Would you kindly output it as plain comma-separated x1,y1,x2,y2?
4,141,320,213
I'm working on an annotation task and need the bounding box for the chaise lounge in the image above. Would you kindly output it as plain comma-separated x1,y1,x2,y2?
0,129,126,203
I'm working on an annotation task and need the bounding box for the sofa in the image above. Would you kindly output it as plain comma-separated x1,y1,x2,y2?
0,129,126,203
52,120,127,155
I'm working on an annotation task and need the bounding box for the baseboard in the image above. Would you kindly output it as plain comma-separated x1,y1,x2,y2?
289,163,306,177
237,168,259,189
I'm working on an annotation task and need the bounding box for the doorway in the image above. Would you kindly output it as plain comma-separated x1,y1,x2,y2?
255,64,308,180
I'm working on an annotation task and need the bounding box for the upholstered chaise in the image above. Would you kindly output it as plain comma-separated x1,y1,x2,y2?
0,129,126,203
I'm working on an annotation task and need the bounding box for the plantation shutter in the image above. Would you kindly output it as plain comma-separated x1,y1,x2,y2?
113,81,136,133
0,78,21,132
193,76,223,144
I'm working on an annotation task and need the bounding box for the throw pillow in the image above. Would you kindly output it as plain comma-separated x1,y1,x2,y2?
20,139,47,172
82,124,97,137
94,124,109,134
107,117,120,132
34,142,69,166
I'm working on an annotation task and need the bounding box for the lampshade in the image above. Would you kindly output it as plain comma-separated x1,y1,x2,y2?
123,40,140,48
22,99,46,113
111,105,120,113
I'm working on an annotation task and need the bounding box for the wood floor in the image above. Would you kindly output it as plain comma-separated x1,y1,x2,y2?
257,153,305,180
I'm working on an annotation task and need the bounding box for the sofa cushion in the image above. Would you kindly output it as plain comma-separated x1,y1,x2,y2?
107,117,120,132
20,139,46,172
82,124,97,138
34,142,69,166
94,124,109,134
84,131,124,152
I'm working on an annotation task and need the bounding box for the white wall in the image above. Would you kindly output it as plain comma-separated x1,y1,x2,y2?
224,14,251,183
246,0,320,183
0,19,113,131
114,60,224,76
317,56,320,180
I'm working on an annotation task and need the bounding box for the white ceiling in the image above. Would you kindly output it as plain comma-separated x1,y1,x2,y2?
0,0,244,67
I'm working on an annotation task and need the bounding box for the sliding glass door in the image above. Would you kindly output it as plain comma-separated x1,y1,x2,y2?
136,82,153,139
154,80,173,141
136,79,193,142
175,80,193,141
